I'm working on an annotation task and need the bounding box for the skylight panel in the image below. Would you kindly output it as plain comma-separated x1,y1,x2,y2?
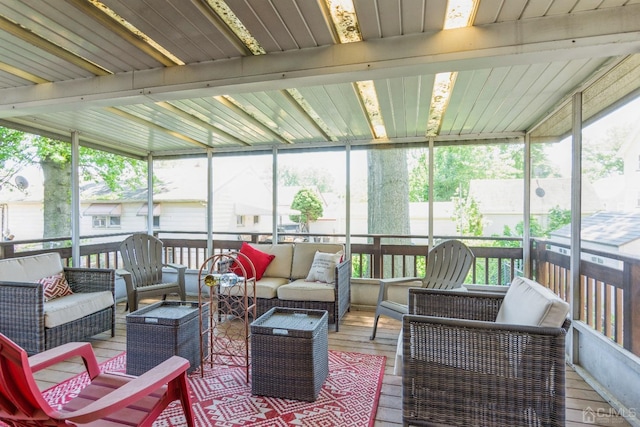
426,0,478,136
325,0,387,139
203,0,266,55
88,0,184,65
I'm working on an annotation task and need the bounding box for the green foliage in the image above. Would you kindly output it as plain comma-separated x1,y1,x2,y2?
496,208,568,248
290,188,323,229
408,151,429,202
547,205,571,233
278,165,334,193
499,216,545,248
0,129,37,190
0,130,146,194
413,143,561,202
350,254,369,278
0,128,147,238
582,125,627,181
79,146,146,193
452,190,484,236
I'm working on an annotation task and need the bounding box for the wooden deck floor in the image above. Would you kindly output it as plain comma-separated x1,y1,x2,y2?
32,300,631,426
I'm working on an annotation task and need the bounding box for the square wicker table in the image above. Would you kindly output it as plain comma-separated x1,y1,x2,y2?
250,307,328,401
126,301,207,375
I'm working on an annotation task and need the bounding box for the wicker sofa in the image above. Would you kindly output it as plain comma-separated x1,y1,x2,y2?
402,277,571,427
0,253,115,355
225,241,351,331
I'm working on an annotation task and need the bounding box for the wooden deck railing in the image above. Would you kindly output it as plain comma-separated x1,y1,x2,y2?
533,239,640,355
2,232,639,356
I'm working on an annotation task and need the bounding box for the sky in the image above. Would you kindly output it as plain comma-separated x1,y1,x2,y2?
546,95,640,177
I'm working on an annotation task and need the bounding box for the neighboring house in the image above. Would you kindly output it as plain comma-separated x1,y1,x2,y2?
322,201,458,242
550,211,640,256
0,169,45,241
468,178,605,236
616,123,640,211
81,163,282,239
2,163,302,241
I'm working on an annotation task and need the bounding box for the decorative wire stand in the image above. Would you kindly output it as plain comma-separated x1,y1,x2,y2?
198,252,256,382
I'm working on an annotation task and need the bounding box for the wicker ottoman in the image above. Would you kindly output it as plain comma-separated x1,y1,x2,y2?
250,307,328,401
126,301,207,375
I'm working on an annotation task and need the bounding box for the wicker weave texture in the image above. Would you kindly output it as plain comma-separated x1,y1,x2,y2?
126,301,207,375
402,288,569,427
251,308,329,401
255,259,351,332
0,266,114,356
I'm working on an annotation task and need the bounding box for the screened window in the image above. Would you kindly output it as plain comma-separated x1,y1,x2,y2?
92,215,121,229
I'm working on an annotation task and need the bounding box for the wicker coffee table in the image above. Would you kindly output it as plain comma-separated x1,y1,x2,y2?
250,307,328,401
126,301,207,375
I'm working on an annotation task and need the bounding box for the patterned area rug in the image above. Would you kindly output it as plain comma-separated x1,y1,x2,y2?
37,350,386,426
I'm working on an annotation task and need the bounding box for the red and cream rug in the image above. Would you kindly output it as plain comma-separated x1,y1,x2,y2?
38,350,386,426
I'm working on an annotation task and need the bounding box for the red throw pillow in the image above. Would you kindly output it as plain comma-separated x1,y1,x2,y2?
230,242,275,280
37,272,74,301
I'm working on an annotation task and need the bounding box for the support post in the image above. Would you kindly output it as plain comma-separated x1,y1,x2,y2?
71,131,80,267
147,154,153,235
523,133,531,279
570,91,583,364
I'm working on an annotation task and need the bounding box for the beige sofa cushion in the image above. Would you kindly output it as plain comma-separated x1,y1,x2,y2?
277,279,335,302
224,276,289,299
496,277,570,328
254,243,294,278
290,242,344,279
0,253,65,282
44,291,114,328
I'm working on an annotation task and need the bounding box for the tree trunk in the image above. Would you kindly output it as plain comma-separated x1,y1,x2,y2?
41,159,71,241
367,149,411,278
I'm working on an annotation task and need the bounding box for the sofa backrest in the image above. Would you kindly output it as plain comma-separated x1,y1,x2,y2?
495,276,570,328
290,242,344,280
0,253,64,283
254,243,295,278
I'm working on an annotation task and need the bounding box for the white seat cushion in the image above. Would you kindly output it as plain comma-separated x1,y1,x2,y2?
276,279,335,302
496,277,570,328
44,291,114,328
224,277,289,299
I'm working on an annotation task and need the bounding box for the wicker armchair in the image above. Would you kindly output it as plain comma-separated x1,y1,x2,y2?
402,285,570,427
0,256,115,356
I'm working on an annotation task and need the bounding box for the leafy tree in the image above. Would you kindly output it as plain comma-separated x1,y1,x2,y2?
0,128,146,239
582,125,627,182
433,144,521,201
408,150,428,202
409,143,560,203
289,188,323,232
452,190,483,236
498,216,545,248
547,205,571,234
278,165,334,193
0,128,36,191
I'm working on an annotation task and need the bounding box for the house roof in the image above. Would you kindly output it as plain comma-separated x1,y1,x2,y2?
0,1,639,159
550,211,640,247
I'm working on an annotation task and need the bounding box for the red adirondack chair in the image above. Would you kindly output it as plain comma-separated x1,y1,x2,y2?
0,333,194,426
